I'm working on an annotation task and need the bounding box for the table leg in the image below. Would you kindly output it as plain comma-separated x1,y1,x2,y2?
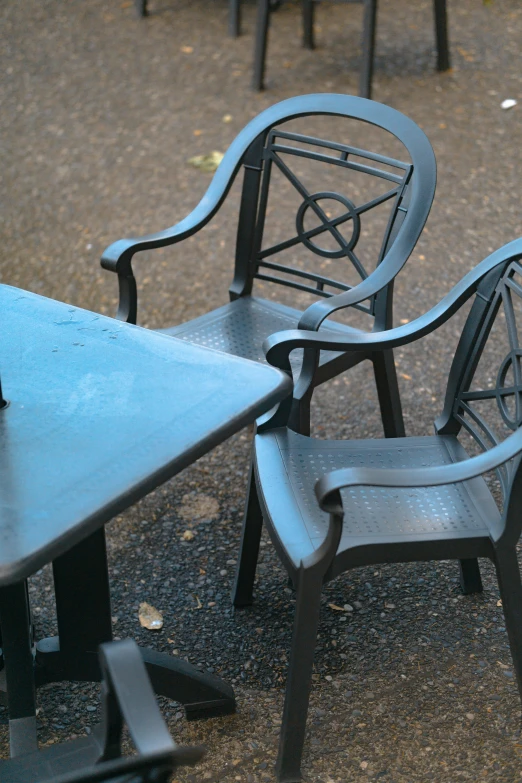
35,527,113,684
0,581,38,757
35,528,235,719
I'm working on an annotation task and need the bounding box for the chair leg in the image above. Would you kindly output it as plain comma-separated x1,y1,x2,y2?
459,558,483,595
372,349,405,438
302,0,315,50
232,462,264,607
494,548,522,700
253,0,270,90
359,0,378,99
229,0,241,37
135,0,148,17
433,0,450,71
275,569,322,783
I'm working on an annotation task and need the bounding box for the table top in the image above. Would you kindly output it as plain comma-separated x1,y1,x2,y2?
0,285,291,585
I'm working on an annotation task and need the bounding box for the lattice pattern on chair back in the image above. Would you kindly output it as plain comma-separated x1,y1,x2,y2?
247,128,413,317
443,259,522,500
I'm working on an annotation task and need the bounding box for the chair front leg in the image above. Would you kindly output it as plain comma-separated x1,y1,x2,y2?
232,461,264,607
276,568,323,783
459,558,483,595
135,0,148,17
494,547,522,700
372,349,405,438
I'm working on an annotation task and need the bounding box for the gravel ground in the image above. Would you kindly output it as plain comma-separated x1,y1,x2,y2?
2,0,522,780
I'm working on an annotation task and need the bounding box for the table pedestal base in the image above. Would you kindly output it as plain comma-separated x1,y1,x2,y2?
34,636,235,720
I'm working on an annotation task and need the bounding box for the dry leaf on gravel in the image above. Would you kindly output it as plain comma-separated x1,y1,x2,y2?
187,151,224,173
138,602,163,630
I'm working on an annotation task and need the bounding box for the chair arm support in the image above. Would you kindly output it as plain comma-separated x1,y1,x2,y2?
264,238,522,371
315,427,522,513
297,259,409,332
99,639,177,757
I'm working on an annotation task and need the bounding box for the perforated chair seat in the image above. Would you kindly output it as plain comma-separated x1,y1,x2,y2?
162,296,363,378
254,429,499,578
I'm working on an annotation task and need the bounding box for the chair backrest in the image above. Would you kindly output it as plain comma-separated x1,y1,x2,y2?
228,94,436,328
437,255,522,535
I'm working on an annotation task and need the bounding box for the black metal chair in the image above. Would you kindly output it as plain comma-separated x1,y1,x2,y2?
101,93,436,439
232,237,522,782
248,0,450,98
0,639,204,783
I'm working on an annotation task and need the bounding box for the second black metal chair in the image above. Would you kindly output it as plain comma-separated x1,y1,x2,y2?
233,237,522,781
249,0,450,98
101,93,436,438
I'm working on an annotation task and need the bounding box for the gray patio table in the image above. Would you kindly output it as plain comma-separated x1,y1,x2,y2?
0,284,291,759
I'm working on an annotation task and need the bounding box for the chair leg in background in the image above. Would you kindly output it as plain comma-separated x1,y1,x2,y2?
135,0,147,17
229,0,241,37
494,548,522,699
232,462,264,606
359,0,377,99
302,0,315,50
275,570,322,783
459,558,483,595
253,0,270,90
433,0,450,71
372,349,405,438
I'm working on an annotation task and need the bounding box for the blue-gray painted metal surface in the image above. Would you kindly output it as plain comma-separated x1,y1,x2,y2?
0,284,291,585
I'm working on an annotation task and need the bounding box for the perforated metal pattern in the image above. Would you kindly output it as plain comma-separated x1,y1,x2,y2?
164,297,355,372
268,432,495,560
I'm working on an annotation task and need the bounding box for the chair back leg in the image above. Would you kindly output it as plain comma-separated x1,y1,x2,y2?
276,569,323,783
253,0,271,90
232,462,264,606
433,0,450,71
359,0,378,98
302,0,315,49
372,349,405,438
459,558,483,595
494,548,522,701
229,0,241,37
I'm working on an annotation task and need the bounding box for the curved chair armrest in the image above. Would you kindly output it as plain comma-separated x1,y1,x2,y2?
264,238,522,373
101,153,250,278
315,426,522,514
